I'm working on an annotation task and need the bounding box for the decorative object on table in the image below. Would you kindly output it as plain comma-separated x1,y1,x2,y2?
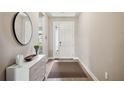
16,54,24,66
34,45,40,55
24,54,36,62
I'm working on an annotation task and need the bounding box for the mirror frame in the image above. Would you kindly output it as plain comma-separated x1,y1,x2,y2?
13,12,33,45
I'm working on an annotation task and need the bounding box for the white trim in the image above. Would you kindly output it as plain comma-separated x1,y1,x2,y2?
46,12,79,18
76,57,99,81
48,57,76,60
48,57,54,59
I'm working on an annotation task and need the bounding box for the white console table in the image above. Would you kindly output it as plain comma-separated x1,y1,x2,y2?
6,55,47,81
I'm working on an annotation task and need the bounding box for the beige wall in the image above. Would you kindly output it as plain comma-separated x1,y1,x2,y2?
0,12,39,80
77,13,124,80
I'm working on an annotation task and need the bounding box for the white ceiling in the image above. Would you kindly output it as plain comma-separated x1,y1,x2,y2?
47,12,80,17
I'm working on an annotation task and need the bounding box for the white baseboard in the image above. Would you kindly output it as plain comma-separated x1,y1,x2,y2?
48,57,76,60
48,57,54,60
76,57,99,81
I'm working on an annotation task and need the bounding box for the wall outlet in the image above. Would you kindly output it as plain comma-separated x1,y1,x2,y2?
105,72,109,80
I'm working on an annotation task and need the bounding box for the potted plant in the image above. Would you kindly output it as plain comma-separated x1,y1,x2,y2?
34,42,43,55
34,45,40,55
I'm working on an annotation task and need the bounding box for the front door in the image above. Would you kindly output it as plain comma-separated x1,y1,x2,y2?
53,21,75,58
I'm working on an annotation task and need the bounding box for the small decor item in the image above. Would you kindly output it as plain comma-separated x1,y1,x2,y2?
24,54,36,62
16,54,24,66
34,45,40,55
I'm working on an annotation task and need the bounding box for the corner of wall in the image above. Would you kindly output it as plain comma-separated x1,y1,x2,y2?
76,57,99,81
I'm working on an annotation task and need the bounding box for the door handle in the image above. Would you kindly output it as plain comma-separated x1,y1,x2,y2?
56,50,59,55
59,41,62,46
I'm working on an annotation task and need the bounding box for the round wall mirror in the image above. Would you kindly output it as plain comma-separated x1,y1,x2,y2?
13,12,33,45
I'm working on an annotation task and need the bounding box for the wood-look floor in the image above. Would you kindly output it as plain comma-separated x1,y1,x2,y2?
45,59,93,81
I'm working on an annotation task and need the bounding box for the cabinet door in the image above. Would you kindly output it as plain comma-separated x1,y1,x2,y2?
29,58,46,81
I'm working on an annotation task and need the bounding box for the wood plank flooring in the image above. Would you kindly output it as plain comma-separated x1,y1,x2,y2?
45,59,93,81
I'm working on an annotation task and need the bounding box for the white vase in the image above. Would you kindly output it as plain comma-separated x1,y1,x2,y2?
16,54,24,66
